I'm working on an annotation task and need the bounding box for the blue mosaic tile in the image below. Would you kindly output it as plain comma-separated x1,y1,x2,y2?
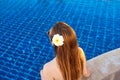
0,0,120,80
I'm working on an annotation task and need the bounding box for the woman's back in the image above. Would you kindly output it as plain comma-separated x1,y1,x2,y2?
40,47,83,80
40,58,64,80
40,57,82,80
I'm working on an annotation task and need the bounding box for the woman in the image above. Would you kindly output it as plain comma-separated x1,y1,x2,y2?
40,22,91,80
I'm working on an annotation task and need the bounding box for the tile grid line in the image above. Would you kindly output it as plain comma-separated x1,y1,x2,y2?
103,3,108,52
11,4,40,62
0,0,23,19
41,2,63,25
77,1,91,44
0,11,29,52
89,2,99,54
81,0,93,51
51,2,69,22
95,1,103,56
107,3,115,50
0,0,17,16
0,0,21,37
68,2,81,27
0,3,39,56
112,2,115,47
82,1,97,59
3,4,41,80
65,3,77,24
0,10,37,79
98,2,106,53
52,4,66,19
72,1,83,31
75,1,86,42
0,0,28,39
97,1,105,53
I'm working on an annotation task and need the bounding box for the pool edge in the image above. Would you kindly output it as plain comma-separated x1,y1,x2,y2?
82,48,120,80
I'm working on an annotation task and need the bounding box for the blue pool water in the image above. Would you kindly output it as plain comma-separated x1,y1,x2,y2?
0,0,120,80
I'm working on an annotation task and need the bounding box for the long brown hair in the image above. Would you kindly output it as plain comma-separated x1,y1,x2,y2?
48,22,83,80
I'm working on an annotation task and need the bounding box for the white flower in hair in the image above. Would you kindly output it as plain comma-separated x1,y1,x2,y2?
52,34,64,46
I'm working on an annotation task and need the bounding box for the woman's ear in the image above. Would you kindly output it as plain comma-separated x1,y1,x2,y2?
48,29,54,46
48,36,53,46
50,38,54,46
51,42,54,46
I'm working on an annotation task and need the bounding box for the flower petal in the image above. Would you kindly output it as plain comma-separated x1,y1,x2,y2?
52,34,64,46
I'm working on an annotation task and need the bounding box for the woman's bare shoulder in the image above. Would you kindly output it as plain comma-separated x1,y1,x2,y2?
42,58,56,72
78,47,84,52
78,47,85,57
40,59,56,80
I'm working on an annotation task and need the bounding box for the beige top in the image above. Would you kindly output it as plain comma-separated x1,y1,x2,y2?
40,57,64,80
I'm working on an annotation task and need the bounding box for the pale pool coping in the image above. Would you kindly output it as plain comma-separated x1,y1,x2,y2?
82,48,120,80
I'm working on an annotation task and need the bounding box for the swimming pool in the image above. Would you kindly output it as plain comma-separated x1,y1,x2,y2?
0,0,120,80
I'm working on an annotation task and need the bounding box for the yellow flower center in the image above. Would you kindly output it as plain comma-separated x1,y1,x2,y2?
56,39,59,43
